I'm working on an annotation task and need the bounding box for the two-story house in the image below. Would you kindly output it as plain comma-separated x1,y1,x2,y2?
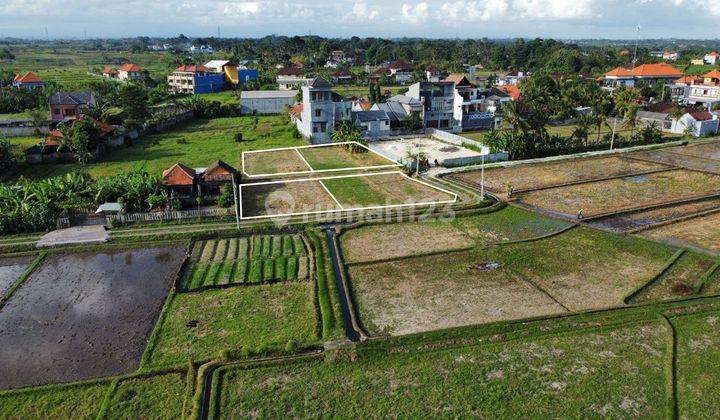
602,63,684,90
406,81,455,129
277,67,312,90
167,65,224,94
686,70,720,108
389,60,414,84
295,78,352,143
118,64,147,82
49,92,96,122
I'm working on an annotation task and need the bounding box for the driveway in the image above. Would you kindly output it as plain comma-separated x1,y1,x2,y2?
36,225,109,248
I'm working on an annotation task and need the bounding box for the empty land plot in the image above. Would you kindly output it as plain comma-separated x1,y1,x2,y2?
348,249,567,336
628,149,720,174
641,211,720,253
104,372,186,419
212,323,667,418
339,206,570,264
142,282,318,368
181,235,309,290
0,247,185,390
667,140,720,160
297,145,396,171
321,172,456,208
672,312,720,419
340,220,474,264
0,381,109,419
449,156,668,193
0,256,33,297
242,149,310,176
518,169,720,217
240,180,340,218
630,251,718,303
499,228,674,311
588,197,720,233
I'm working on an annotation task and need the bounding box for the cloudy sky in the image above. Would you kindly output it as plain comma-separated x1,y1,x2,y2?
2,0,719,39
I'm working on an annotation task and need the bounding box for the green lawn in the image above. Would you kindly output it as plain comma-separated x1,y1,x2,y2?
13,115,304,180
298,145,396,171
142,282,319,369
104,372,187,419
212,321,668,418
332,85,406,98
196,90,240,105
462,123,685,143
0,381,109,419
672,311,720,418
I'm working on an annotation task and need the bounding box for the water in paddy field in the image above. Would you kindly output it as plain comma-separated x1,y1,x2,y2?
625,175,649,183
0,257,32,296
0,246,186,390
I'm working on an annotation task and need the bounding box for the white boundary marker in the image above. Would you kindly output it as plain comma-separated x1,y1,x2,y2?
241,141,401,178
239,170,458,220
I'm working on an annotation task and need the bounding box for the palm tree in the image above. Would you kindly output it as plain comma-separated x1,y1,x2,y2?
624,105,640,137
501,101,529,135
669,107,686,133
27,108,47,137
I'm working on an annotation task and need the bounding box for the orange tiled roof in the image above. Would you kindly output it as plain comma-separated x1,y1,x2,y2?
289,103,303,116
119,63,144,72
102,66,119,75
702,70,720,80
707,52,719,57
604,67,634,77
175,65,210,73
14,71,44,83
162,163,196,186
675,76,700,85
500,85,522,101
631,63,683,77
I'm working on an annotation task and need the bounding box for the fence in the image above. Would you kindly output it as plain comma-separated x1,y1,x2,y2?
426,128,509,165
107,207,234,224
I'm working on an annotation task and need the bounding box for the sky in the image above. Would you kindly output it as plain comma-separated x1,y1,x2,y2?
2,0,719,40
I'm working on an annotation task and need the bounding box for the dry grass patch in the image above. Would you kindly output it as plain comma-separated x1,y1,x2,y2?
241,181,340,218
243,149,310,176
450,156,667,193
349,249,567,336
667,140,720,160
641,211,720,253
298,145,395,170
589,197,720,233
631,251,717,303
340,221,473,264
518,169,720,217
627,150,720,174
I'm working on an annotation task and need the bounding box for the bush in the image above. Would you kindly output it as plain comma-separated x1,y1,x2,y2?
216,184,234,208
284,339,299,353
234,132,243,142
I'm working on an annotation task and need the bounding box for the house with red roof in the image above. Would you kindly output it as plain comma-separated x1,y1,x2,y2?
667,70,720,108
167,65,224,94
276,67,312,90
601,63,684,90
102,67,119,80
162,160,238,198
704,52,719,65
12,71,45,89
426,65,441,82
330,69,353,84
388,60,414,84
118,64,147,82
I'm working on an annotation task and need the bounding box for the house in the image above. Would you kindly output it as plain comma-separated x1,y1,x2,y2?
240,90,297,115
426,65,441,82
189,45,213,54
637,106,719,137
352,110,391,138
277,67,312,90
12,72,45,89
330,70,353,84
162,163,197,198
704,52,719,65
49,92,96,122
406,81,455,129
388,60,414,84
663,52,680,61
162,160,238,198
602,63,684,90
330,50,346,62
666,76,701,103
499,84,522,101
289,103,303,124
199,160,238,196
498,71,529,86
102,67,119,80
686,70,720,108
295,77,352,143
167,65,224,94
446,74,487,131
619,50,632,57
352,100,373,111
117,64,147,82
204,60,258,85
371,101,411,130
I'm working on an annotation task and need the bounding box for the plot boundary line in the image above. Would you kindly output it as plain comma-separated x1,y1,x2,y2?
318,180,344,209
294,148,315,171
238,171,458,220
241,141,401,178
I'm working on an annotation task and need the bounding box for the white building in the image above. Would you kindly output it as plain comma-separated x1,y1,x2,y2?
295,78,352,144
240,90,297,115
704,52,719,65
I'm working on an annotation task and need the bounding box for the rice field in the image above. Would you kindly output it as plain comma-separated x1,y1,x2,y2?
180,235,310,291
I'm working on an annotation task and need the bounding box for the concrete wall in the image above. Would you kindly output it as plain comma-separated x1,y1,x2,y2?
0,125,49,137
240,96,295,115
427,128,508,165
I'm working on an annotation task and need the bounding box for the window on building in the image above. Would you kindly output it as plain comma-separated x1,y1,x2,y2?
315,109,322,117
53,108,60,115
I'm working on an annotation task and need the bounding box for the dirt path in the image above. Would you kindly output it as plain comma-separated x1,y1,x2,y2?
324,228,360,341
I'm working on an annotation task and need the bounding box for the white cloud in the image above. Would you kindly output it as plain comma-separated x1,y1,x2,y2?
437,0,594,23
401,2,430,24
345,2,380,22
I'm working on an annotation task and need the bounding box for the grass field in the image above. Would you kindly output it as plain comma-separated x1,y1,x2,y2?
331,85,406,98
641,211,720,253
297,145,396,171
211,322,668,418
13,116,304,180
518,169,720,217
631,250,719,303
142,282,318,368
104,372,186,419
629,149,720,174
451,156,669,193
0,380,109,418
589,197,720,233
180,235,310,290
672,311,720,418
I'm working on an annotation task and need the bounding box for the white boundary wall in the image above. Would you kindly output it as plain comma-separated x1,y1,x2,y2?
239,170,458,220
241,141,401,178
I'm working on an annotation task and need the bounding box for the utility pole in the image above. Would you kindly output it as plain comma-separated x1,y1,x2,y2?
232,174,240,230
610,117,618,151
480,153,485,199
632,24,641,66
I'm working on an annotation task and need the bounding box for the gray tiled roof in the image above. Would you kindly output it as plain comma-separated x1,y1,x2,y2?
49,92,95,105
353,110,390,122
